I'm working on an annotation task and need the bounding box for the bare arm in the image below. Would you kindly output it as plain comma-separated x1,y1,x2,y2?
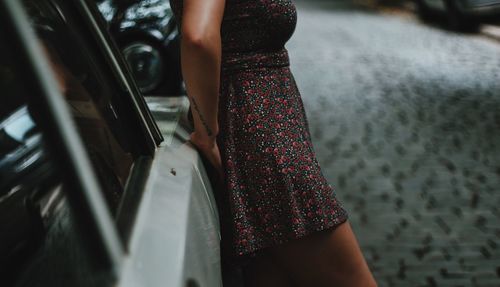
181,0,225,175
182,0,225,139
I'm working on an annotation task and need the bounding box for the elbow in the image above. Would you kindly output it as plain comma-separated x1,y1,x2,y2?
181,29,219,51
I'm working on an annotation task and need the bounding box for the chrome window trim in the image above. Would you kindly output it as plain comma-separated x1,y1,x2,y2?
76,0,164,149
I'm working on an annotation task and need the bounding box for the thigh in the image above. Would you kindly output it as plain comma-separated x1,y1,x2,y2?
271,221,377,287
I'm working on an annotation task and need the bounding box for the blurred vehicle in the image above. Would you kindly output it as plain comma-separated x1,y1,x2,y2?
415,0,500,31
0,0,221,286
95,0,183,96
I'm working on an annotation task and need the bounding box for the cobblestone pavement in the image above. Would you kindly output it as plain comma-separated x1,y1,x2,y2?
288,1,500,286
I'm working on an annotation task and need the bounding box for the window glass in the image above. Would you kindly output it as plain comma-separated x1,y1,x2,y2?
23,0,136,213
0,36,54,281
0,29,112,287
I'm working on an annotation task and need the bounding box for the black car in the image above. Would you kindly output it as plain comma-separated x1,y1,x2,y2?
96,0,183,95
415,0,500,31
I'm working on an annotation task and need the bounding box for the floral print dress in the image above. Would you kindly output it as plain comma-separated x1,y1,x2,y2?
170,0,348,259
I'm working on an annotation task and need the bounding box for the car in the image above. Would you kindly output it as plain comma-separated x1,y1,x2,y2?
0,0,221,286
415,0,500,31
95,0,183,96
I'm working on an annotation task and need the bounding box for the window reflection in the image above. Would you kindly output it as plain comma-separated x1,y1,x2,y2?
1,1,135,285
25,0,135,213
0,32,74,287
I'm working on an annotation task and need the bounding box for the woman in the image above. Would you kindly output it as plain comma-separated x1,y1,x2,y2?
170,0,377,286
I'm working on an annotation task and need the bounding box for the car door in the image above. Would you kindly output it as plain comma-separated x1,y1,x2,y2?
0,0,222,286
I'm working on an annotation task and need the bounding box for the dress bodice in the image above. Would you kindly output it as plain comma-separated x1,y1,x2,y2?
170,0,297,71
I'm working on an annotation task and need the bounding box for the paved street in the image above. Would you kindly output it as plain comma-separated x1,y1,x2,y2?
288,1,500,286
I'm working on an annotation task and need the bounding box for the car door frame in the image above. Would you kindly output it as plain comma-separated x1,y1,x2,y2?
0,0,166,281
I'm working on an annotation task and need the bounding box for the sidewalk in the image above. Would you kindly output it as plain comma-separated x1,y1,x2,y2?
289,2,500,286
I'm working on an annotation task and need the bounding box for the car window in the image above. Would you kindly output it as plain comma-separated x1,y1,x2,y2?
0,36,55,278
0,28,114,287
22,0,137,213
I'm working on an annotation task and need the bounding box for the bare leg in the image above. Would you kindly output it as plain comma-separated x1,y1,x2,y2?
243,252,294,287
271,221,377,287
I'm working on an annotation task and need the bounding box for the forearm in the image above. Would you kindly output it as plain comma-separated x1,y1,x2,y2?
181,34,221,138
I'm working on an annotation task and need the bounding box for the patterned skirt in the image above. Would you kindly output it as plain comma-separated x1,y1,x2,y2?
216,48,349,259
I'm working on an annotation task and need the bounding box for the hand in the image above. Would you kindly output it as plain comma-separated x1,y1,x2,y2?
189,131,224,181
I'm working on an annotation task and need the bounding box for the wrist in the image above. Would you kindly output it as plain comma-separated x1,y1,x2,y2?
193,122,219,139
190,130,217,149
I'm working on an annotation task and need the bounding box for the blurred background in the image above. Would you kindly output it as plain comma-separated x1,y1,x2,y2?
287,0,500,286
95,0,183,96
